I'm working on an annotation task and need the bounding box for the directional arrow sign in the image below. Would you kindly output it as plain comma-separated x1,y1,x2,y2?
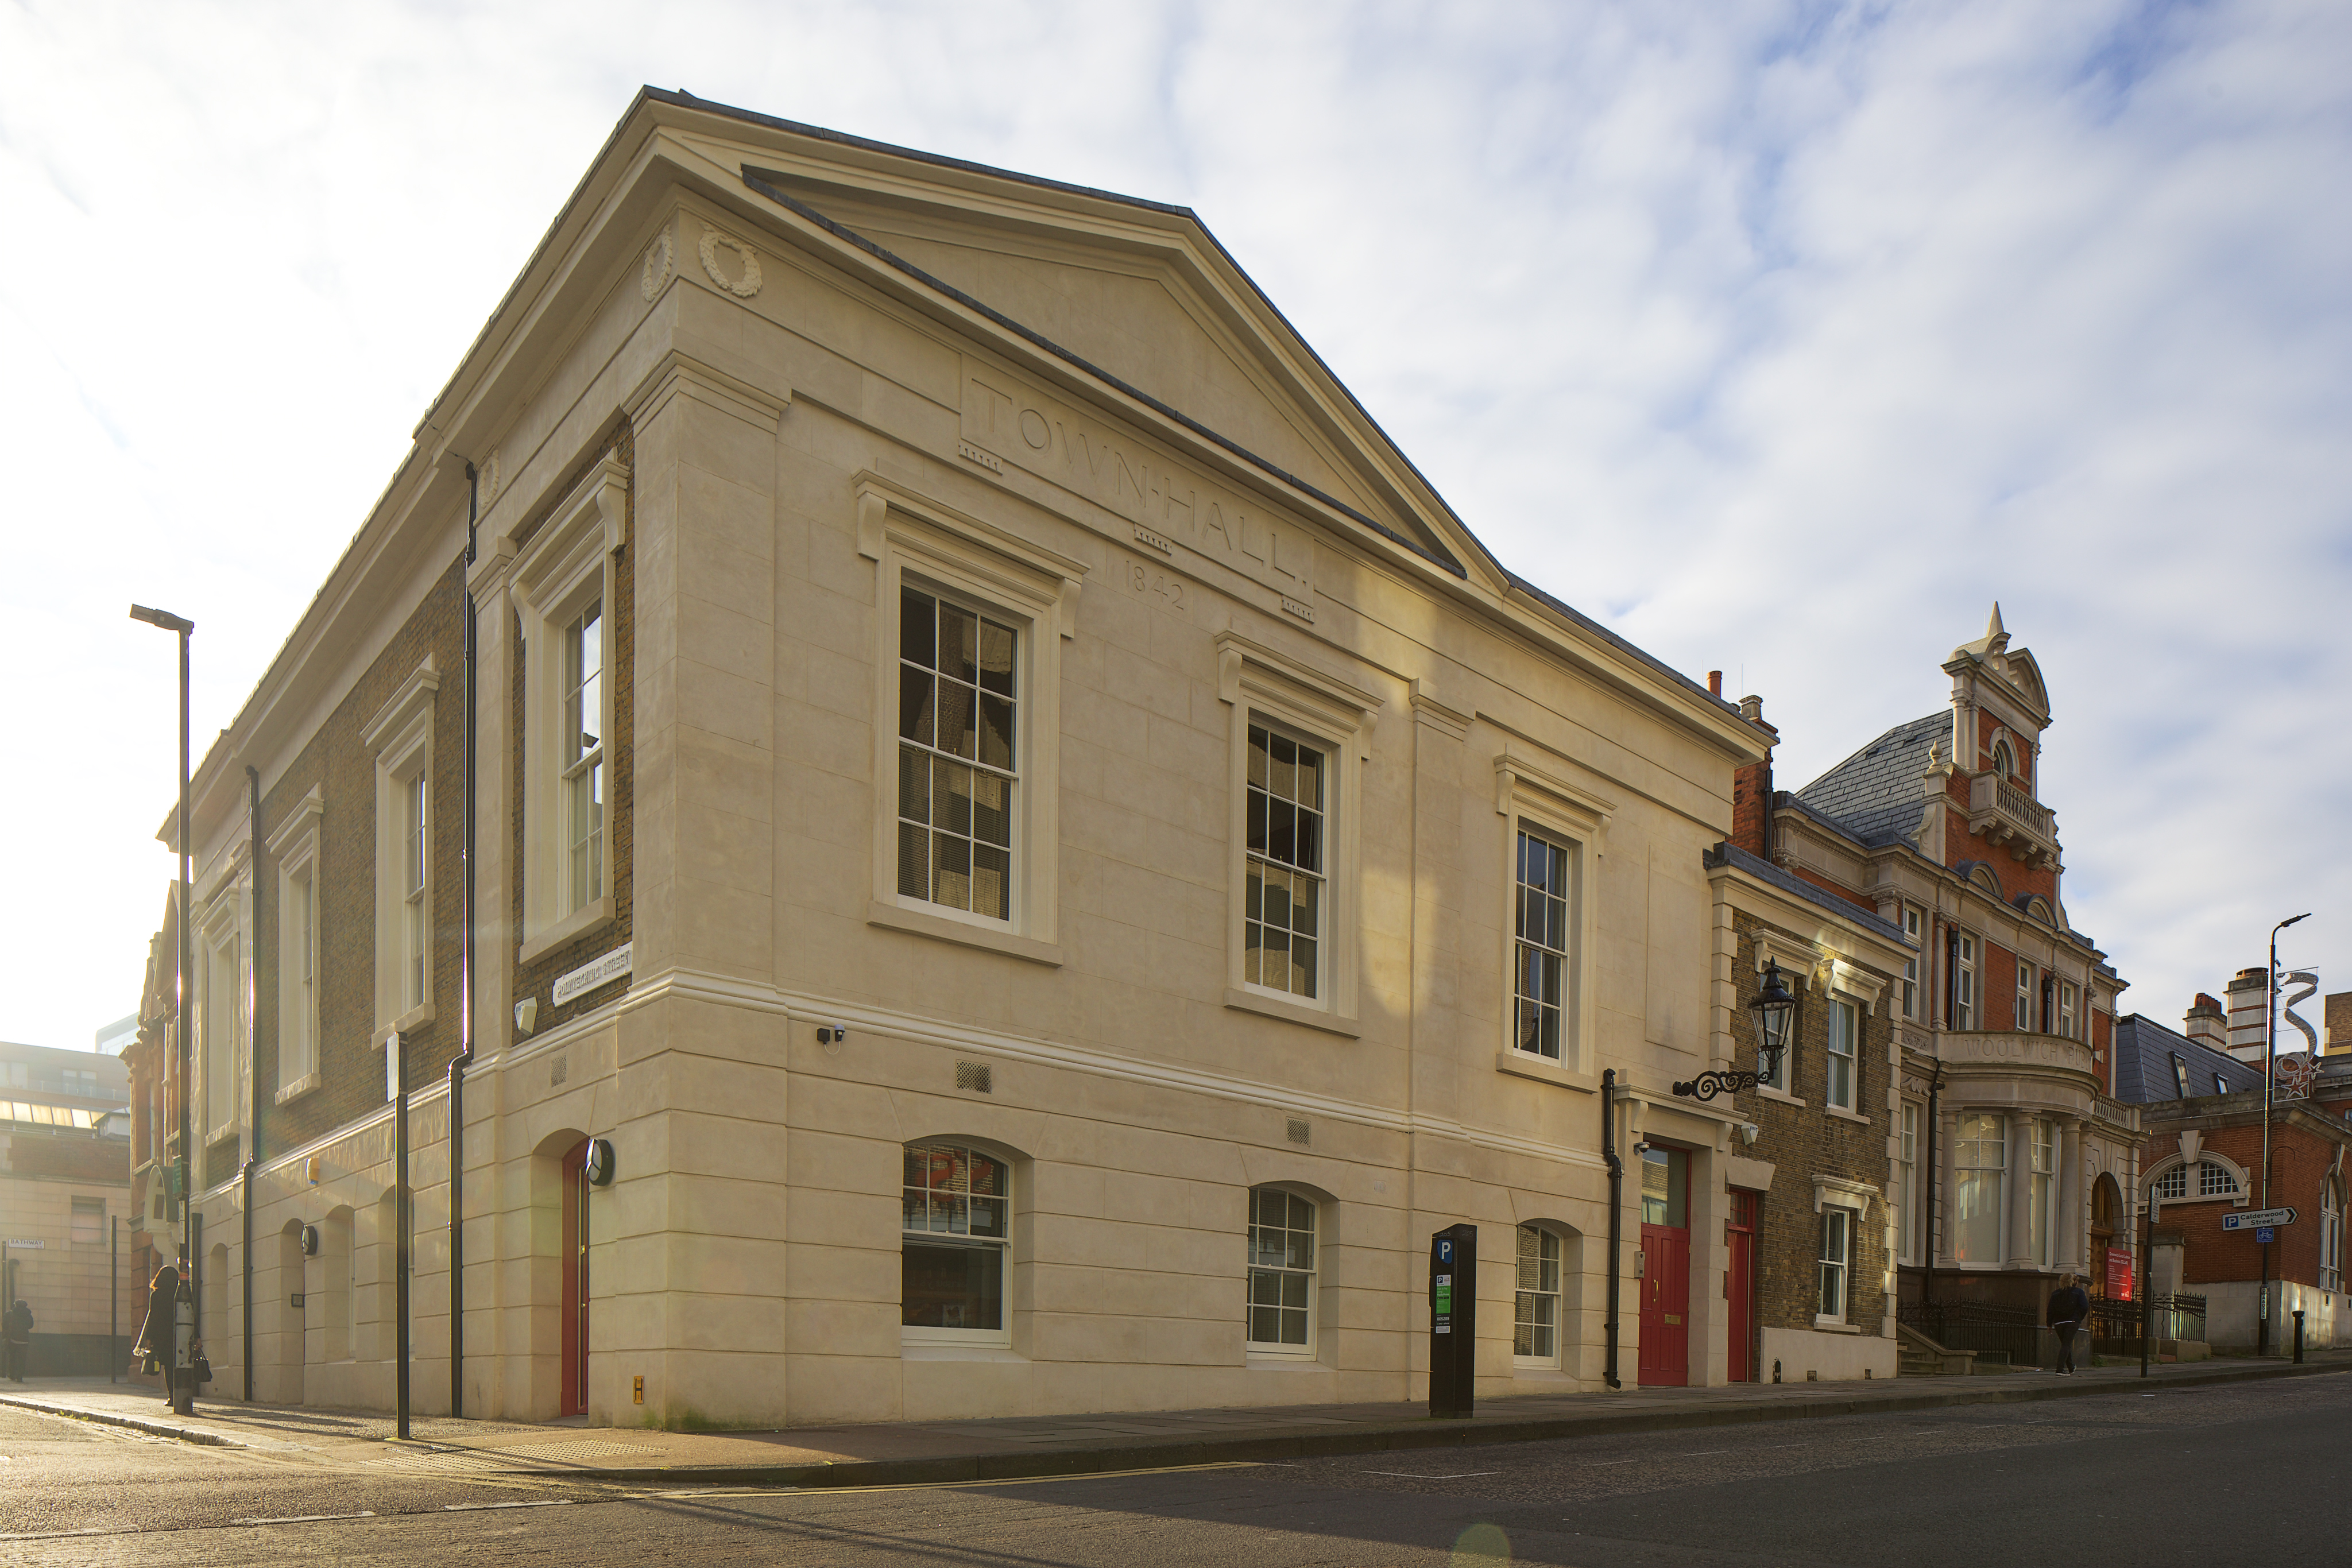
2222,1208,2297,1230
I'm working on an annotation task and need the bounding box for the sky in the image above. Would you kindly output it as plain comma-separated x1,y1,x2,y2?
2,0,2345,1052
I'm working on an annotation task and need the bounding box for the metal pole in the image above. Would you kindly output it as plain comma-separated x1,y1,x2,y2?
175,621,194,1415
129,605,197,1414
110,1215,118,1383
394,1032,409,1440
2261,915,2309,1358
2141,1186,2156,1377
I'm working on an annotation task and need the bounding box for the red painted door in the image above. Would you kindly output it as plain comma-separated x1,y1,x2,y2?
1640,1224,1690,1385
560,1138,590,1417
1726,1190,1757,1383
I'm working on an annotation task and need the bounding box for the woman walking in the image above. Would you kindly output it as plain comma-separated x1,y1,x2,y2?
2048,1272,2091,1375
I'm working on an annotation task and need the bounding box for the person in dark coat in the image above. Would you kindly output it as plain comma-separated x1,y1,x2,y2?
131,1262,182,1403
2048,1272,2091,1375
2,1298,30,1381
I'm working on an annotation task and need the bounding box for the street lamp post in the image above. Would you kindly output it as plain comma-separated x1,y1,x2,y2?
129,603,195,1415
2261,912,2311,1358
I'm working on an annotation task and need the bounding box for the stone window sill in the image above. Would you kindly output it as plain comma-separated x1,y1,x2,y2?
1813,1318,1862,1334
519,896,613,969
274,1073,322,1106
1225,987,1359,1038
1825,1105,1873,1127
374,1002,436,1044
1495,1051,1597,1093
1758,1085,1806,1108
868,900,1062,966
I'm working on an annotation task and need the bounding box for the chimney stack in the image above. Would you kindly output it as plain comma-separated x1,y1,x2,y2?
2184,993,2227,1054
2224,968,2269,1063
1708,670,1723,697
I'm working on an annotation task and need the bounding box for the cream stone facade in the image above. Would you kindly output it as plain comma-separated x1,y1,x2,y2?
145,91,1772,1430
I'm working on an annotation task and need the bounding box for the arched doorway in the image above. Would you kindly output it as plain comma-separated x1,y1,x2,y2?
560,1136,590,1417
2091,1174,2122,1300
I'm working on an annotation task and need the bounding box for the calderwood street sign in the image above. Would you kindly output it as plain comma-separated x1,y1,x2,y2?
2222,1208,2297,1230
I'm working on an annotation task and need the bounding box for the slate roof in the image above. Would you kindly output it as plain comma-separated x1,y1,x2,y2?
1793,711,1949,848
1703,842,1913,948
2112,1013,2264,1106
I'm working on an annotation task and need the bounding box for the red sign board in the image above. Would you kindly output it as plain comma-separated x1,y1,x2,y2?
2105,1248,2134,1301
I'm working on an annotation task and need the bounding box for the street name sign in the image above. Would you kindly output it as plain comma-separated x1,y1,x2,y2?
2222,1208,2296,1230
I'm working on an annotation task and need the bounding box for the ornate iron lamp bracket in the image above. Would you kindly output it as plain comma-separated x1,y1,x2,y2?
1673,1047,1785,1102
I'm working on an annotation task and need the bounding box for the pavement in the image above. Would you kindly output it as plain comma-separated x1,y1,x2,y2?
3,1350,2345,1489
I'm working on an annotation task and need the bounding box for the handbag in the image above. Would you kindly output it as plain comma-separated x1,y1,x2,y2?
193,1355,213,1384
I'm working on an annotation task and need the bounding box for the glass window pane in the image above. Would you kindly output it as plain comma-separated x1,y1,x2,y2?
901,589,937,667
900,667,935,747
937,679,976,761
943,605,978,685
979,694,1015,771
978,618,1016,696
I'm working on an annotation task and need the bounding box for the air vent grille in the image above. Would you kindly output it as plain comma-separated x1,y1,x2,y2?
956,1060,994,1094
1286,1118,1311,1145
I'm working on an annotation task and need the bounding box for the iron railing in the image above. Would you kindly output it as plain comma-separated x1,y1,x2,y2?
2090,1294,2207,1346
1898,1300,2041,1366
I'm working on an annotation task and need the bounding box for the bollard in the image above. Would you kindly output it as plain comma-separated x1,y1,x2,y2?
2293,1309,2305,1365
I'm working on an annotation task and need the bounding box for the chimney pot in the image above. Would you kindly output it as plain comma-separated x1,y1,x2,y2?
1739,694,1763,723
1708,670,1723,696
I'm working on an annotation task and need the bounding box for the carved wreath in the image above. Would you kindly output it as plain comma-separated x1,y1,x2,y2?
699,224,763,298
640,231,674,302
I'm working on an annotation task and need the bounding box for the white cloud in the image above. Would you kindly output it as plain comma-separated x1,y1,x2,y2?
0,0,2343,1048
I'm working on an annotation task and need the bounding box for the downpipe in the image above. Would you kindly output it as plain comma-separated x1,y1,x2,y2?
449,459,479,1418
1603,1068,1623,1389
242,764,261,1402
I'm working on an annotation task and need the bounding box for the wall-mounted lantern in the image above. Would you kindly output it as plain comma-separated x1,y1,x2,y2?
1674,957,1797,1101
585,1137,616,1187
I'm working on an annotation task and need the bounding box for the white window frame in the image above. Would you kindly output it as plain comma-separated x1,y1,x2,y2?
2029,1118,2056,1268
1825,994,1859,1112
1817,1205,1854,1325
1245,1184,1321,1358
858,477,1077,967
195,868,246,1147
1898,1102,1922,1264
2059,980,2078,1040
1513,1222,1566,1369
1955,932,1977,1029
2322,1178,2343,1295
1901,907,1921,1019
363,657,438,1043
2171,1053,2191,1098
512,454,627,965
2016,960,2035,1032
1953,1110,2006,1264
1495,745,1609,1082
266,786,325,1103
1217,632,1378,1036
2149,1155,2248,1205
900,1138,1015,1349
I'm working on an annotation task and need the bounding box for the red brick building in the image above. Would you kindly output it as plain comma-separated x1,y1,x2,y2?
1731,607,2139,1360
2118,1004,2350,1350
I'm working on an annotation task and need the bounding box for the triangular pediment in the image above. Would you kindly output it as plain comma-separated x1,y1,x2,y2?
654,103,1491,587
